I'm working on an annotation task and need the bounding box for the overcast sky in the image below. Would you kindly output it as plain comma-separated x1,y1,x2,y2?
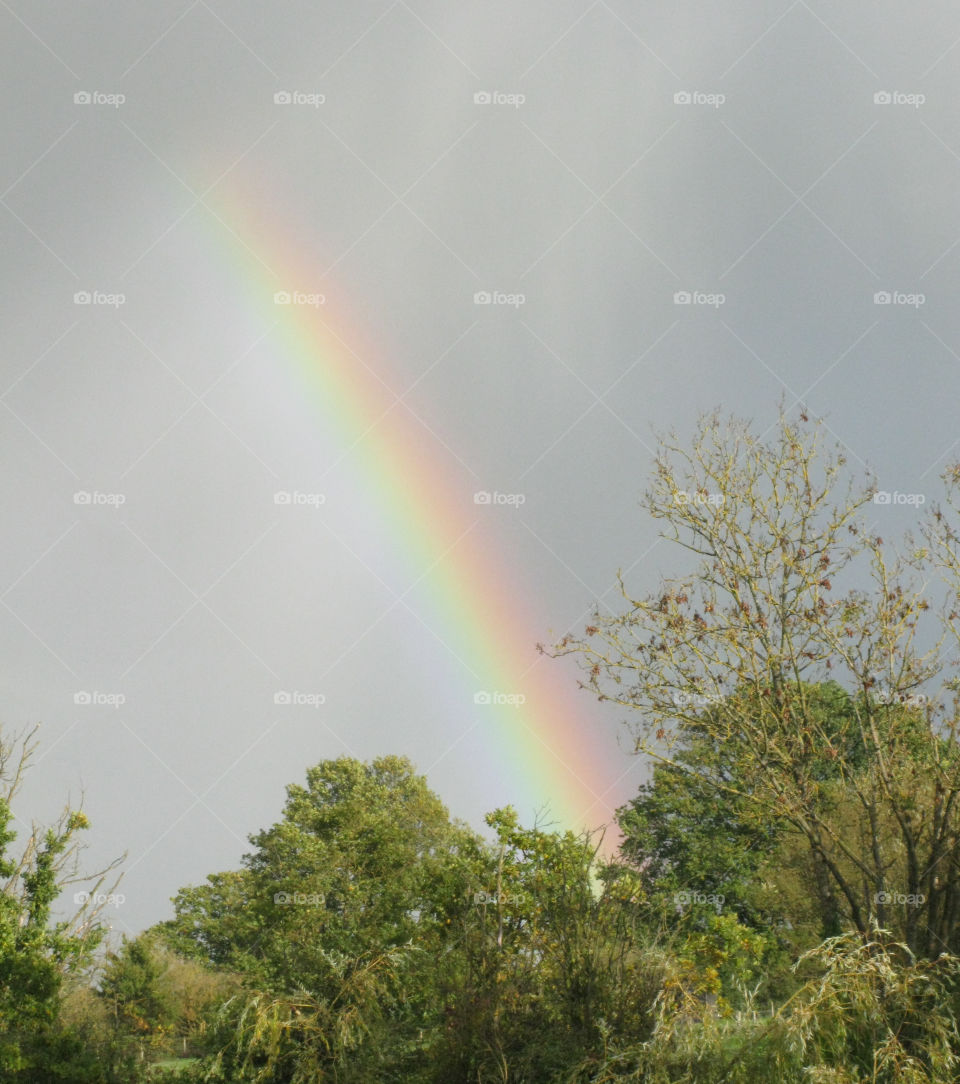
3,0,960,936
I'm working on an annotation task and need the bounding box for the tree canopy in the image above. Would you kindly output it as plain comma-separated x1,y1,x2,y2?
16,407,960,1081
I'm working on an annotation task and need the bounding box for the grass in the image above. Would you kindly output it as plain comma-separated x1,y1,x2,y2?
149,1057,201,1072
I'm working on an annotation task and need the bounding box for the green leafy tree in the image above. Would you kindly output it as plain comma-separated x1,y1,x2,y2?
432,808,666,1083
575,929,960,1083
160,870,257,971
617,681,887,1001
158,762,669,1083
555,407,960,960
160,755,481,1081
0,724,122,1080
99,935,177,1055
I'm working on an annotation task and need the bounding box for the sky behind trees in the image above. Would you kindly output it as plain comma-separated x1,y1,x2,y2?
2,0,958,934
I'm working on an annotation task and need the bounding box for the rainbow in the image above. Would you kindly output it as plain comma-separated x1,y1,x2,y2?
202,191,632,848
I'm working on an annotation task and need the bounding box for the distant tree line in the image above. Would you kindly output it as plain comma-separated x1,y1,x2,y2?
7,408,960,1082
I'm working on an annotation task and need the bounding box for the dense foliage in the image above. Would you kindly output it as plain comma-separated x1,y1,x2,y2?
14,408,960,1081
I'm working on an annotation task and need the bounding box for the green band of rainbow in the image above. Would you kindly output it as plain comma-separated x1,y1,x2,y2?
204,191,628,845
